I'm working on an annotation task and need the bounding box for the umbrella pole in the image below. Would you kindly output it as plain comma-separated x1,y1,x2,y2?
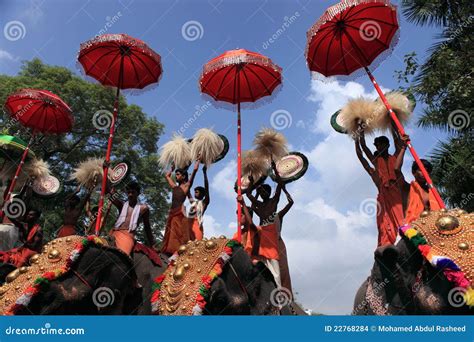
364,67,445,208
1,133,35,219
95,87,120,235
236,102,242,243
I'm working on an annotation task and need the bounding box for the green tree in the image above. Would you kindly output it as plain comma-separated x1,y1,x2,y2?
0,58,169,243
396,0,474,211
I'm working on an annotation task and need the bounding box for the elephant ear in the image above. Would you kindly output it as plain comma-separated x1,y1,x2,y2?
374,245,399,269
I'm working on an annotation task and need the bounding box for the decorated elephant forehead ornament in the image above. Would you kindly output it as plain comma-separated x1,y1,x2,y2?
401,208,473,307
151,237,240,315
0,235,107,315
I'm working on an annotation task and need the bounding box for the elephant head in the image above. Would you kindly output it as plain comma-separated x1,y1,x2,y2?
204,246,278,315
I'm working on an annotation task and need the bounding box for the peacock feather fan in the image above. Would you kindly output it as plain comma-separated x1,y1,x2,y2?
190,128,222,166
70,157,104,190
23,158,50,179
373,91,413,130
253,127,288,162
159,134,192,169
241,150,269,179
339,98,380,135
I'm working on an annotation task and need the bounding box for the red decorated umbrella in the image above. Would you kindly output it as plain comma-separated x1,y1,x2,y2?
199,49,282,241
3,89,73,217
78,33,162,234
305,0,444,208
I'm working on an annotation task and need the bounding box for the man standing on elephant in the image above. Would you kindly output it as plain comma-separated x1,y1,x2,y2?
355,125,408,246
57,185,92,237
109,181,154,255
246,161,294,290
403,159,442,223
161,160,199,255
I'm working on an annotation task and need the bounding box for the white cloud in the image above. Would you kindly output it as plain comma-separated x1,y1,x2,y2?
0,50,16,62
210,160,236,201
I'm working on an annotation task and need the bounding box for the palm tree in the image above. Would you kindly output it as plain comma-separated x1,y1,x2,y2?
401,0,474,210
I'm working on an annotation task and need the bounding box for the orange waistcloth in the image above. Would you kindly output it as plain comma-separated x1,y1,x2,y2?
110,229,135,255
57,225,76,238
0,224,41,267
187,217,203,241
258,223,280,260
375,155,398,187
236,223,280,260
376,183,405,247
0,247,36,267
161,206,189,255
405,181,442,224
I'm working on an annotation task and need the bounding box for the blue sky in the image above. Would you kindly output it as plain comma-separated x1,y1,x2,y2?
0,0,444,314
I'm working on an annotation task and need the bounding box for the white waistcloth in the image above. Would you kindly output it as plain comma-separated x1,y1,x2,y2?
263,259,281,289
114,201,142,232
187,199,204,226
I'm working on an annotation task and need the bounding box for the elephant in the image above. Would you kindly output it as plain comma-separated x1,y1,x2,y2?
0,243,142,315
205,246,278,315
131,243,168,315
178,244,278,315
353,238,473,315
0,240,280,315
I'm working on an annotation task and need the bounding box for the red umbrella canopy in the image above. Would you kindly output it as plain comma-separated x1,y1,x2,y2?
200,49,282,104
306,0,398,77
78,33,162,90
4,89,73,134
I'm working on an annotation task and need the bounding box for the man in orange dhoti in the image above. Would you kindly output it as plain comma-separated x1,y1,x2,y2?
235,196,259,259
0,209,43,267
161,161,199,255
404,159,442,223
57,186,92,237
245,165,294,289
186,165,210,241
356,129,408,246
109,182,154,255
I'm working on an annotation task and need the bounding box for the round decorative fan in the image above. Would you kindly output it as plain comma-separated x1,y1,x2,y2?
32,175,62,198
213,134,229,163
270,152,309,184
330,110,348,134
109,162,130,185
236,175,267,194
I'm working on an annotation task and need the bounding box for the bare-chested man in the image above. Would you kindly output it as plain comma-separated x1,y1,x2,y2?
57,186,92,237
161,160,199,255
245,161,294,290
